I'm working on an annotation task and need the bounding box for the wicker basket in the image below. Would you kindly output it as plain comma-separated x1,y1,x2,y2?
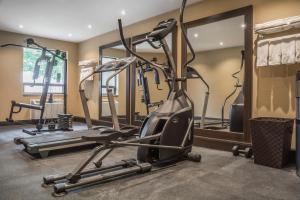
250,117,294,169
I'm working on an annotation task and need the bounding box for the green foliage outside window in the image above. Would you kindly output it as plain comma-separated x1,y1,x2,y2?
23,48,66,94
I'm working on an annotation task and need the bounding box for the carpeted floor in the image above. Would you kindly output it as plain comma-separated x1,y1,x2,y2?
0,124,299,200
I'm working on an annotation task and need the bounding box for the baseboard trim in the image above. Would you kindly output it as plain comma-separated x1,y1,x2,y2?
193,135,250,151
194,135,296,164
0,118,59,126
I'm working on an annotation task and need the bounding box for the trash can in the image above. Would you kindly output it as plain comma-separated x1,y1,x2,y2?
250,117,294,169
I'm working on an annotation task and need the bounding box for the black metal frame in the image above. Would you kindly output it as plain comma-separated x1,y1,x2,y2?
1,43,68,119
181,6,253,146
2,39,69,135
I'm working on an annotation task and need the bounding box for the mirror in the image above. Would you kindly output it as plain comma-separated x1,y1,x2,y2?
183,7,252,138
99,41,129,124
131,32,175,125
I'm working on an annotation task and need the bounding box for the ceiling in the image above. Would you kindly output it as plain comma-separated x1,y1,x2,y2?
0,0,202,43
188,15,245,52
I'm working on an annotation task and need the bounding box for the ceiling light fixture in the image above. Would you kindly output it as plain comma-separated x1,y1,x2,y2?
88,24,92,29
219,42,224,46
19,24,23,29
68,33,72,37
194,33,198,38
121,10,126,16
241,24,246,28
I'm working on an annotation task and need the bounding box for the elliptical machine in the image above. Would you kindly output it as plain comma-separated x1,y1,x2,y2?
42,0,200,196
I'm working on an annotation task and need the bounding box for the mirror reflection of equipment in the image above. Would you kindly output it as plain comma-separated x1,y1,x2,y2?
181,8,209,129
205,50,245,132
100,45,127,120
136,57,171,120
185,16,246,132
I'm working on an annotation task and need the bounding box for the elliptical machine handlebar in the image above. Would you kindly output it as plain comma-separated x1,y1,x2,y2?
118,18,177,92
180,0,194,68
132,19,176,47
79,57,135,90
118,19,163,71
180,0,209,92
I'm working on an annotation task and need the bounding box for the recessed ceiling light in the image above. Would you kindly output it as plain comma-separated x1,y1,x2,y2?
88,24,92,29
194,33,198,38
68,33,72,37
241,24,246,28
219,42,224,46
19,24,23,29
121,10,126,16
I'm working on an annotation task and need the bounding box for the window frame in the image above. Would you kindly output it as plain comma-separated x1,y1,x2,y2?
22,47,67,96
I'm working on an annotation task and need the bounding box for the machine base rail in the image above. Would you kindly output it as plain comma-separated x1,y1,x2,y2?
43,160,152,196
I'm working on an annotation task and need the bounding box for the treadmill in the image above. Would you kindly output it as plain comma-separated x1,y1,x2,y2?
14,57,138,158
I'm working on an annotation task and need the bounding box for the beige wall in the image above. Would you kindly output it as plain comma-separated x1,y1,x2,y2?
187,46,244,119
78,0,300,149
0,30,79,121
2,0,297,147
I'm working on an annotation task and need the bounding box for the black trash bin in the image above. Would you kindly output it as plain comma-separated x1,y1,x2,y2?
250,117,294,169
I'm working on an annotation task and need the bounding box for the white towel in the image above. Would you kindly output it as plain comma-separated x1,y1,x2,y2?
281,36,296,65
256,40,269,67
269,39,282,65
296,36,300,63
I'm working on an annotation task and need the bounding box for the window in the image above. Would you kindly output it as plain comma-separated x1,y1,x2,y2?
23,48,66,94
101,56,119,96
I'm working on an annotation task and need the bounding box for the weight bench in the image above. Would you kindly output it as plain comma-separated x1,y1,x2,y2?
6,100,44,122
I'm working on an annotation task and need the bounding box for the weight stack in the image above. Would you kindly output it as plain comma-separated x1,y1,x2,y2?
296,72,300,177
57,114,73,130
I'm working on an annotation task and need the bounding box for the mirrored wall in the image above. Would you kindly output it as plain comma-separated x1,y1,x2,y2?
131,32,176,125
182,7,252,141
99,41,130,124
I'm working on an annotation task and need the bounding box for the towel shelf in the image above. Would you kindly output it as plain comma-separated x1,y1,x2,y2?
255,15,300,35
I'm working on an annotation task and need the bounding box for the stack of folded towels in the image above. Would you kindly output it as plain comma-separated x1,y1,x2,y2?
256,34,300,67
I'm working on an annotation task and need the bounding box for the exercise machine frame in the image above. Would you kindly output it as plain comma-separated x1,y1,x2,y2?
2,38,69,135
42,0,201,195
